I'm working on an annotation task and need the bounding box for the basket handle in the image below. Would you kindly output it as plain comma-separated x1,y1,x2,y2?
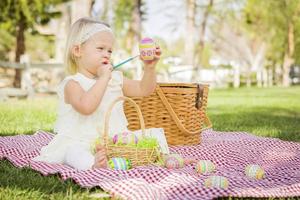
103,96,146,146
156,85,212,136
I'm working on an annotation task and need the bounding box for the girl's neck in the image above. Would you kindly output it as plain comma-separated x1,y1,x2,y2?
78,68,96,79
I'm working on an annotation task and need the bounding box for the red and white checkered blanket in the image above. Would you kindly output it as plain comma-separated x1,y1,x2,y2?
1,130,300,199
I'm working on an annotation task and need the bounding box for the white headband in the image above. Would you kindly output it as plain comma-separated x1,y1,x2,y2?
77,23,112,44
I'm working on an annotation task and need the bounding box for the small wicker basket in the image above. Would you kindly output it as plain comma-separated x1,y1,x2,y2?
103,96,159,167
124,83,212,146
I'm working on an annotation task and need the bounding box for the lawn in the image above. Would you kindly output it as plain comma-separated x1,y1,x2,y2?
0,86,299,199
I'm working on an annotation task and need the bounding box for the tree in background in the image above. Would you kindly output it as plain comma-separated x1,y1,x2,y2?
113,0,146,78
244,0,300,86
209,0,268,88
0,0,69,88
185,0,196,66
114,0,145,53
0,27,14,60
192,0,214,81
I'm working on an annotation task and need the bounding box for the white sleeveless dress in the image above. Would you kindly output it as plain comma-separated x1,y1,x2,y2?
33,71,129,166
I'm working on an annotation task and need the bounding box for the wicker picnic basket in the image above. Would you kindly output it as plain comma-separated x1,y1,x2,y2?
124,83,212,146
103,96,159,167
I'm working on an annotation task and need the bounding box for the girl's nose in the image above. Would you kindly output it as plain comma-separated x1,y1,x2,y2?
104,50,112,57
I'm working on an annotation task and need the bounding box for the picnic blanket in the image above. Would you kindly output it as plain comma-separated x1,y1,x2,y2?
0,129,300,199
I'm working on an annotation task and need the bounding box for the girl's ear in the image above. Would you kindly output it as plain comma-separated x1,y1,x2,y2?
71,45,81,58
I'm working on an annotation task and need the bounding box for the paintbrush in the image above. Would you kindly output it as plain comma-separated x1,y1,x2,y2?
113,54,140,70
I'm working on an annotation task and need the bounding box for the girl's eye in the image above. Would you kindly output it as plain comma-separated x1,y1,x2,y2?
108,50,112,53
97,47,104,50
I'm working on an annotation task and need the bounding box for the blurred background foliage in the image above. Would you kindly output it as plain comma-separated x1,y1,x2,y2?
1,0,300,87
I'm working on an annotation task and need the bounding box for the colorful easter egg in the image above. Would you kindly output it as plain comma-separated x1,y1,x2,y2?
245,164,265,179
139,37,156,61
164,154,185,169
204,176,229,189
108,157,132,170
196,160,215,174
90,138,101,154
112,132,138,145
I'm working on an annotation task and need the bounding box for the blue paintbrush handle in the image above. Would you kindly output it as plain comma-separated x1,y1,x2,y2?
113,55,139,70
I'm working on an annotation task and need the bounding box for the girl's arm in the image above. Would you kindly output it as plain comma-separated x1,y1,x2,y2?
123,67,156,97
123,46,161,97
64,75,110,115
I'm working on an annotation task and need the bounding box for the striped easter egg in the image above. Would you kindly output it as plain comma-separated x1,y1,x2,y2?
245,164,265,179
196,160,215,174
164,154,185,169
139,37,155,61
108,158,132,170
204,176,229,189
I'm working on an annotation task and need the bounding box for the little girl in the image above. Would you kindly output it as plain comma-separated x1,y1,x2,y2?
33,17,162,170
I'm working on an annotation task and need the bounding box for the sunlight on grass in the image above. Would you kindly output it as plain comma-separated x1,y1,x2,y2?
0,97,57,135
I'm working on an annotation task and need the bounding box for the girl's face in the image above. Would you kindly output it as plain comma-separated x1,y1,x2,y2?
78,31,114,77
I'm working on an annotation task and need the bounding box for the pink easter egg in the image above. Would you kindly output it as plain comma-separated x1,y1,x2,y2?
164,154,184,169
112,132,138,145
112,134,118,144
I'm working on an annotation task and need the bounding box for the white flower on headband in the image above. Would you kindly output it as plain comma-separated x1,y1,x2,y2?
77,24,113,44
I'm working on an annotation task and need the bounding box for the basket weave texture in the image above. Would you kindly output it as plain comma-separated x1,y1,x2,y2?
124,83,211,146
103,96,159,167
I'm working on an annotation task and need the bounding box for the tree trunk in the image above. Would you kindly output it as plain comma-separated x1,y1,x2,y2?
192,0,214,81
233,66,240,88
128,0,142,78
185,0,196,66
246,72,251,87
13,16,26,88
282,21,294,87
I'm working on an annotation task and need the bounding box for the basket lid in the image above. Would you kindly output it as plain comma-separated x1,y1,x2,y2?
158,83,209,88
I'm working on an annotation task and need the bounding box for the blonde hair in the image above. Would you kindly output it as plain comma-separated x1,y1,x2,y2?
64,18,111,75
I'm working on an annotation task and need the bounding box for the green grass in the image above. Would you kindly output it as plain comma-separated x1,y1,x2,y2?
0,97,56,135
207,86,300,142
0,86,300,199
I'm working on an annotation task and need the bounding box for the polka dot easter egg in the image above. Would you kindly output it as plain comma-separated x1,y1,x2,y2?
204,176,229,189
164,154,185,169
139,37,156,61
108,158,132,170
196,160,215,174
112,132,138,145
245,164,265,179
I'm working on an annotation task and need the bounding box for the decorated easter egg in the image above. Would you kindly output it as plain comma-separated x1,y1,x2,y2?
164,154,185,169
204,176,229,189
245,164,265,179
139,37,156,61
196,160,215,174
90,138,101,154
112,132,138,145
108,157,132,170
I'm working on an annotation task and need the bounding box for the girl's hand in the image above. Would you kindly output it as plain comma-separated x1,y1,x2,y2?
141,44,162,69
93,145,108,169
96,58,112,80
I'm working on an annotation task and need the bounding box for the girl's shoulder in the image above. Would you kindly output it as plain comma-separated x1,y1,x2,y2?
56,73,92,97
